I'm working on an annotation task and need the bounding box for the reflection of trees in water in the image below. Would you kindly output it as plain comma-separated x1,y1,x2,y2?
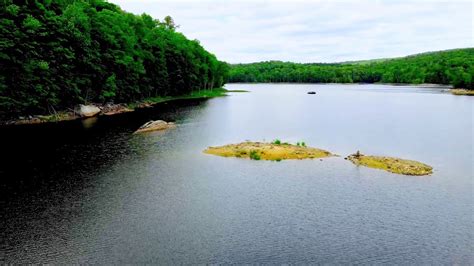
1,99,211,262
0,99,208,200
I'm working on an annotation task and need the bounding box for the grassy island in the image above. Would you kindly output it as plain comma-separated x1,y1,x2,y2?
204,141,334,161
346,151,433,176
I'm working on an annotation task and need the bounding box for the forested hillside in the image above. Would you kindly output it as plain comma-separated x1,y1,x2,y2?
228,49,473,89
0,0,228,116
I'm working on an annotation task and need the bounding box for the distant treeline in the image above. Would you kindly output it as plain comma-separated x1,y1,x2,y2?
228,49,473,89
0,0,228,115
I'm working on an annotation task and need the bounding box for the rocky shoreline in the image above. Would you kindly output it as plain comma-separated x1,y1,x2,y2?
1,88,230,126
0,103,134,126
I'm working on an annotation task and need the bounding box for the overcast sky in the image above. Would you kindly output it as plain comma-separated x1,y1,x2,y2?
109,0,473,63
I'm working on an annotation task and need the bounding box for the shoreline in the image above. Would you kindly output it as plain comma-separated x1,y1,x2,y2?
2,84,471,126
450,89,474,96
0,88,228,126
226,82,453,87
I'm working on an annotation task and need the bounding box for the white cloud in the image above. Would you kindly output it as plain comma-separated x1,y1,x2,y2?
109,0,473,63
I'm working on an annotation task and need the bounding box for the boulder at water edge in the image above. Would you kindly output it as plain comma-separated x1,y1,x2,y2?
76,104,101,117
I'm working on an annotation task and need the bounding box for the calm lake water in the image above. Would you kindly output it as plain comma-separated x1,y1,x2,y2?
1,84,473,264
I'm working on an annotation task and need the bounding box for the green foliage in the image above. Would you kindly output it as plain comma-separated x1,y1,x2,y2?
228,49,474,89
6,4,20,16
126,88,227,109
296,141,305,146
272,139,281,145
101,74,117,101
22,15,41,30
0,0,228,116
249,150,261,160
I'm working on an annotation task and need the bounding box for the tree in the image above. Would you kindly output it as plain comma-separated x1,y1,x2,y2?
227,49,474,89
0,0,228,116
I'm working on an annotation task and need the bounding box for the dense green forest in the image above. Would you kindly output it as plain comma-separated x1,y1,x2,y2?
0,0,228,116
228,49,473,89
1,1,472,117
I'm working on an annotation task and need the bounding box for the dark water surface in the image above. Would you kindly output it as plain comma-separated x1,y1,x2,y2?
1,84,473,264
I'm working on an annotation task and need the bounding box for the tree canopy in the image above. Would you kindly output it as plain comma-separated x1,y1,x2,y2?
0,0,228,116
228,49,473,89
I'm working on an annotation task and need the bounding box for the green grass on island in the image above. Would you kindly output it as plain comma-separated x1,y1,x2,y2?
204,140,334,161
346,151,433,176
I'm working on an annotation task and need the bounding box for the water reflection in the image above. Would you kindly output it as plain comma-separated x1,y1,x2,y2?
1,85,472,264
81,117,98,129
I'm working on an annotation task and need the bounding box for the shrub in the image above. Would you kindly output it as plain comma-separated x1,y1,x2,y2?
249,150,261,160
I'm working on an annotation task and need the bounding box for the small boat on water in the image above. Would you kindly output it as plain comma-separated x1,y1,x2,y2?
307,91,316,94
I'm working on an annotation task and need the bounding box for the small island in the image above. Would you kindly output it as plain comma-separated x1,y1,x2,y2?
450,89,474,96
346,151,433,176
204,141,334,161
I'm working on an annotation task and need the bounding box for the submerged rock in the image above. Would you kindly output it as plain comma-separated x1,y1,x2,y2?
76,104,101,117
204,141,334,161
347,152,433,176
134,120,176,134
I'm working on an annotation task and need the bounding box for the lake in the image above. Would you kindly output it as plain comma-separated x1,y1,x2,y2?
1,84,473,264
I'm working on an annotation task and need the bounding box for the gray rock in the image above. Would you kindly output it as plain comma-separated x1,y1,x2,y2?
135,120,176,134
76,104,101,117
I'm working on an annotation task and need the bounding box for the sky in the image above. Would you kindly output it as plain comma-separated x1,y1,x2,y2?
109,0,473,63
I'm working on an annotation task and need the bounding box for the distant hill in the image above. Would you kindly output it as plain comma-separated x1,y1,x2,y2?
228,48,473,89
